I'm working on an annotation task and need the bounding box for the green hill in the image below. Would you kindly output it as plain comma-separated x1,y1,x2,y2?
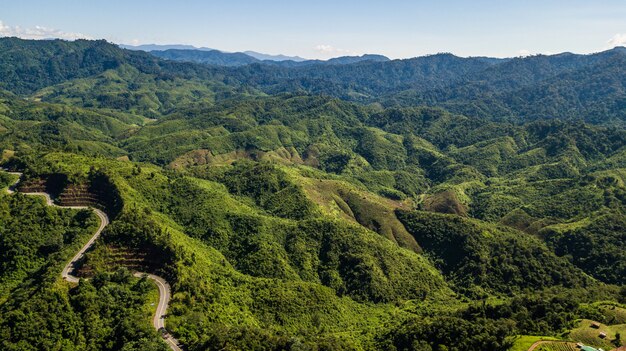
0,38,625,351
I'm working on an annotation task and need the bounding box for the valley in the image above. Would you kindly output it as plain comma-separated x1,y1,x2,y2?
0,37,624,351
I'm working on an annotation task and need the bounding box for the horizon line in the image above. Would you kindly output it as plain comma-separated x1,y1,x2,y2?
1,35,625,61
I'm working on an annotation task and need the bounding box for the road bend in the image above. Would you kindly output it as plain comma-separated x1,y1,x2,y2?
134,272,183,351
3,170,182,350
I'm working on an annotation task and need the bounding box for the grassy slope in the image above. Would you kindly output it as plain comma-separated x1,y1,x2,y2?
509,336,560,351
567,319,626,350
17,152,458,349
18,151,623,350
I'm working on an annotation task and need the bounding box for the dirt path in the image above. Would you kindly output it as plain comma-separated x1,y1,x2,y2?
527,340,576,351
3,170,182,350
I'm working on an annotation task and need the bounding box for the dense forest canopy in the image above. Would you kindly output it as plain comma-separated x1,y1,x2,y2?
0,38,625,351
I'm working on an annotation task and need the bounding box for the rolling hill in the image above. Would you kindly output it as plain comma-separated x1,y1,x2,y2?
0,38,625,351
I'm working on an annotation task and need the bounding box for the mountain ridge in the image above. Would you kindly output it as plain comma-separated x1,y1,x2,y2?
1,37,626,351
119,43,308,61
2,37,624,124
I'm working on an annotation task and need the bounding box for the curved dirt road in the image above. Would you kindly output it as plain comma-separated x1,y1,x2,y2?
3,170,181,350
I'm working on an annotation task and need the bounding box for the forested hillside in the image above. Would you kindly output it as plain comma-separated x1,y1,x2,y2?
0,38,625,351
143,43,626,124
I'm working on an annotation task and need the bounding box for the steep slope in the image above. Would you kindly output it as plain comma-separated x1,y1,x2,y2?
0,37,246,99
0,38,159,94
1,38,626,351
0,152,458,350
397,210,593,295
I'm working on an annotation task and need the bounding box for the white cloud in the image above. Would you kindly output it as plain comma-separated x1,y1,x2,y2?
0,20,91,40
607,33,626,48
314,44,335,53
314,44,358,57
517,49,531,57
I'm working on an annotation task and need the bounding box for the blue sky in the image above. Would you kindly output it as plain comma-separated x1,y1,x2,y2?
1,0,625,59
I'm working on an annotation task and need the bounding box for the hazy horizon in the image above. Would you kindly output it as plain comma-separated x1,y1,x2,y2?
2,0,626,59
116,41,626,61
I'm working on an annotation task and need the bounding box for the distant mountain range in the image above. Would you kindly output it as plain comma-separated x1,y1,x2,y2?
120,43,390,66
148,49,260,67
243,50,307,62
1,37,624,124
120,43,307,62
148,49,391,67
119,44,215,52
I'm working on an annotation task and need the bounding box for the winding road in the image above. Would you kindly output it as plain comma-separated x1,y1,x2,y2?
3,170,182,350
61,207,109,283
134,272,182,351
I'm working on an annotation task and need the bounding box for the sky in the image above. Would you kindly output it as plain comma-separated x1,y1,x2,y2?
1,0,626,59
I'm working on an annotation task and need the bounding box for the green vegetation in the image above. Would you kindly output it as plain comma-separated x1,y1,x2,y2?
566,319,626,350
509,336,559,351
34,64,236,118
0,38,625,350
534,343,577,351
542,211,626,285
0,192,97,299
0,268,168,351
397,210,592,296
598,304,626,325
